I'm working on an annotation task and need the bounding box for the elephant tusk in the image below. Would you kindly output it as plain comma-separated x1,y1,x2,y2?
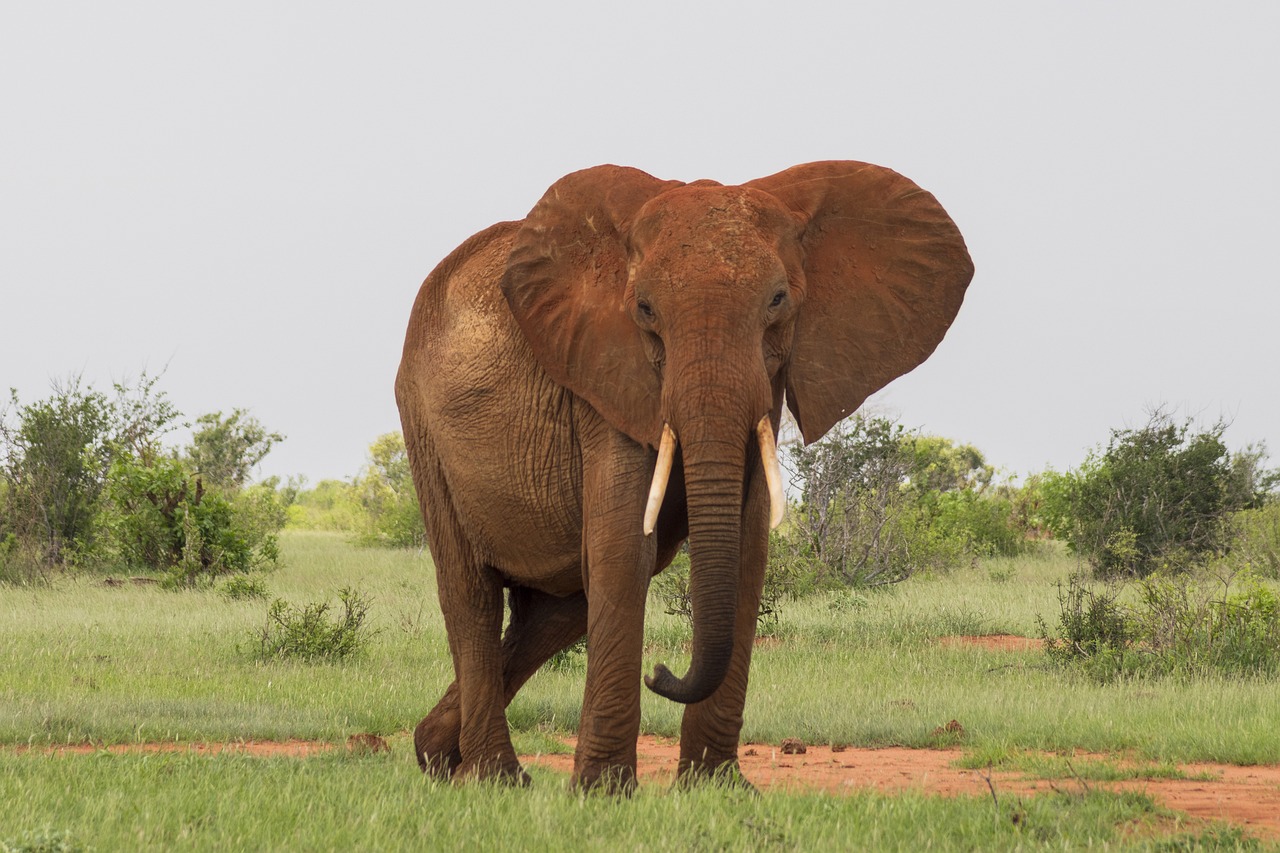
643,423,677,536
756,416,786,530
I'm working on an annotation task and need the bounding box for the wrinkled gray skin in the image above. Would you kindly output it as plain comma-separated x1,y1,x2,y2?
395,161,973,791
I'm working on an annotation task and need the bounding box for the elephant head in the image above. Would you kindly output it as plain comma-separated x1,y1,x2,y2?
501,161,973,703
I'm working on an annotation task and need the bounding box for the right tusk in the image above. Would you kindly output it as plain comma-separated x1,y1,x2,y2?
756,415,786,530
643,423,677,536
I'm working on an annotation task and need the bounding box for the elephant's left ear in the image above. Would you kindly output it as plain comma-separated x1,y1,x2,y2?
747,161,974,444
501,165,684,448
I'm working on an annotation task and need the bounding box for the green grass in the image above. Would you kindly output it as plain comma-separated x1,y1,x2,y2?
2,532,1278,850
0,748,1224,852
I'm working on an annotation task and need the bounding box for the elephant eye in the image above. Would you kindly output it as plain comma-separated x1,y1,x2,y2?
637,299,655,320
769,290,787,308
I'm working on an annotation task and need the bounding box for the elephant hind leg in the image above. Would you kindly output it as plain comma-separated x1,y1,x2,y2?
415,587,588,779
414,682,462,779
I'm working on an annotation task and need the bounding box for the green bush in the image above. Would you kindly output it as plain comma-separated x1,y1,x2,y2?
252,587,373,662
286,479,366,532
1042,412,1271,577
1037,576,1135,677
100,455,283,586
353,433,424,548
1,374,288,584
785,415,971,587
221,574,270,601
651,542,795,631
1232,503,1280,578
1037,570,1280,679
928,489,1027,558
1135,574,1280,676
185,410,283,490
0,378,125,565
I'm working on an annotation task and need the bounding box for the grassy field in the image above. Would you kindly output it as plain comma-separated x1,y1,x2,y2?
2,532,1276,850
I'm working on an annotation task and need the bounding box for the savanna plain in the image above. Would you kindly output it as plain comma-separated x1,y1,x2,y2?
3,532,1277,851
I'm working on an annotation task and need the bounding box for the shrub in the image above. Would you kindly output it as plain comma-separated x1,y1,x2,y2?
1044,411,1270,577
785,415,966,587
1232,503,1280,578
0,373,287,583
185,409,283,490
1037,575,1135,668
100,455,284,586
222,574,270,600
1134,573,1280,676
353,433,425,548
651,542,794,631
286,479,366,532
253,587,373,661
0,378,121,565
1037,570,1280,679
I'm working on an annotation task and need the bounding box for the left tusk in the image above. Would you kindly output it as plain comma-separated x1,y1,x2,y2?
756,416,786,530
643,424,677,536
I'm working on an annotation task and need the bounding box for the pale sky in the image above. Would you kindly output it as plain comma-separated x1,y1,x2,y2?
3,2,1277,485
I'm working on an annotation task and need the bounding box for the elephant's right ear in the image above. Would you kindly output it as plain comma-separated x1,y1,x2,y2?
747,161,974,444
501,165,683,449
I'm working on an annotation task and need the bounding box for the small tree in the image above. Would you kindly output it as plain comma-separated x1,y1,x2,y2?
786,415,960,586
354,432,424,548
186,409,284,491
0,373,180,567
1047,411,1267,577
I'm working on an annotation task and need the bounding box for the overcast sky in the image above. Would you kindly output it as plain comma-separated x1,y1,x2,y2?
3,2,1277,485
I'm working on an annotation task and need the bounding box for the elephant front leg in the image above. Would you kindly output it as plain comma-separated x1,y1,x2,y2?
573,433,657,793
676,461,769,786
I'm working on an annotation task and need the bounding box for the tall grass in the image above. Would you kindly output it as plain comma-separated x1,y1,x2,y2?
0,747,1195,852
4,532,1276,849
2,533,1278,764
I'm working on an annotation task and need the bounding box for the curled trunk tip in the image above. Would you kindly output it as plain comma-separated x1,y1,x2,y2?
644,663,720,705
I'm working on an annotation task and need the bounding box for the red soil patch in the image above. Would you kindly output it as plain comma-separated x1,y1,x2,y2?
26,739,333,758
17,735,1280,840
939,634,1046,652
526,736,1280,841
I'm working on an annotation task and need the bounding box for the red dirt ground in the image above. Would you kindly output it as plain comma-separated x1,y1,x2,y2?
529,736,1280,841
938,634,1047,652
23,736,1280,840
15,640,1276,839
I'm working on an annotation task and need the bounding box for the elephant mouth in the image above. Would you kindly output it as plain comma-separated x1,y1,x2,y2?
642,415,786,536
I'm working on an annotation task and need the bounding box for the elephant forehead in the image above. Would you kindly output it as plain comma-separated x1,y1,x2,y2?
630,188,792,287
633,185,793,240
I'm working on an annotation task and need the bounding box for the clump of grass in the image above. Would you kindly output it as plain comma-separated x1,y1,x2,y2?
221,574,269,601
1037,570,1280,680
543,637,586,672
252,587,372,662
0,827,84,853
1037,574,1134,677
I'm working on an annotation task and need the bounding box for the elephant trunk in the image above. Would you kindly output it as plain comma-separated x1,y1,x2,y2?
644,411,750,705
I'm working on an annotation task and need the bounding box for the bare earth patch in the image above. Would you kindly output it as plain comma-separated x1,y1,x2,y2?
939,634,1046,652
526,736,1280,841
17,734,1280,840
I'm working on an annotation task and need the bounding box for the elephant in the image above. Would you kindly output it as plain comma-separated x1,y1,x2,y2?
395,160,973,791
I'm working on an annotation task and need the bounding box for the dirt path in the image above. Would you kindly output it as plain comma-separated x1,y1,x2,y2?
530,737,1280,841
22,735,1280,840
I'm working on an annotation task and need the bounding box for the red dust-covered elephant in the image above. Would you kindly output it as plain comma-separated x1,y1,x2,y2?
395,161,973,791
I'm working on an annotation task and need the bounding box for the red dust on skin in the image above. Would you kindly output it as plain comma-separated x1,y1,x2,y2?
15,735,1280,841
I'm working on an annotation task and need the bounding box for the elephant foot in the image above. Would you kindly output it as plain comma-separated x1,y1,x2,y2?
572,762,638,796
675,758,758,794
414,715,462,779
455,757,532,787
